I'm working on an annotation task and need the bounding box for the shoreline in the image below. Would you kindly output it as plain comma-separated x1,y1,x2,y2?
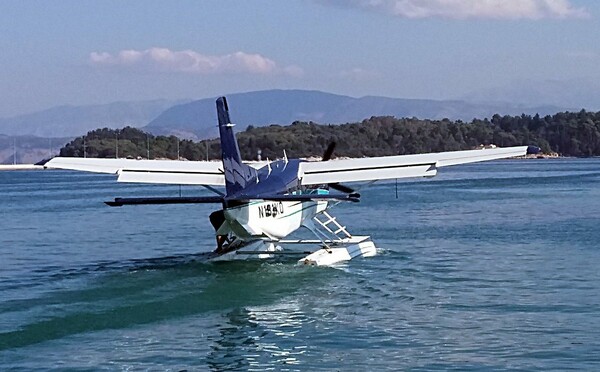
517,152,561,160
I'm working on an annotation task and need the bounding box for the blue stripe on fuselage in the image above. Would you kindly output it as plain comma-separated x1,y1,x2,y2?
224,159,305,205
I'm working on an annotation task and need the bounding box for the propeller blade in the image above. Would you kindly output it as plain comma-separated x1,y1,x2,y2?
321,141,355,194
322,142,336,161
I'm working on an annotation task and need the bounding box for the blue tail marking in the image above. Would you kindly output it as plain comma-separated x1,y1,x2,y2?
216,97,254,196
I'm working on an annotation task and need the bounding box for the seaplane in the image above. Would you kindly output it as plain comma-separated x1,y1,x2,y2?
45,97,533,266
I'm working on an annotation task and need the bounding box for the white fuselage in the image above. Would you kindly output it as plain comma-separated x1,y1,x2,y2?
223,199,328,240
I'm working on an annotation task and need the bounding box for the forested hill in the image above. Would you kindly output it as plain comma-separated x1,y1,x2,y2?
59,110,600,160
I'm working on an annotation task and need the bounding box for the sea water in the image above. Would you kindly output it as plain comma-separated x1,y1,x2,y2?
1,159,599,370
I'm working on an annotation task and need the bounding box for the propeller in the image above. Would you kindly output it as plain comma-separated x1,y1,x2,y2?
322,141,336,161
321,141,357,195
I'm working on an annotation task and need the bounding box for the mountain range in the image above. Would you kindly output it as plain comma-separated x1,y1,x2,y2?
0,90,568,140
0,134,72,164
0,99,188,138
144,90,567,139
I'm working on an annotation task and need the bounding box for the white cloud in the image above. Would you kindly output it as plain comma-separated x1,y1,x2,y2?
89,48,304,76
318,0,589,20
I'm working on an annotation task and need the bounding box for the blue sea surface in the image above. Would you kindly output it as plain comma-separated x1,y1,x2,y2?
1,159,599,370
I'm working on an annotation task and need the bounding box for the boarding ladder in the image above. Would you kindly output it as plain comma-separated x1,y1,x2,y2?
310,211,352,248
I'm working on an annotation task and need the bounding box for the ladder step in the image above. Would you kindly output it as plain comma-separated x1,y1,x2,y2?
334,226,347,234
312,211,352,241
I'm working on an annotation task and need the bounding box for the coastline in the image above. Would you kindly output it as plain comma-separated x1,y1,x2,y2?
517,152,561,160
0,151,567,172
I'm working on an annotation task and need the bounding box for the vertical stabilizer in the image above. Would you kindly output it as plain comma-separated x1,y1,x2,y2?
216,97,252,196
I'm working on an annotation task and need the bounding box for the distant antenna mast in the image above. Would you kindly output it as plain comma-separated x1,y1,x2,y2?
13,138,16,165
83,135,87,158
115,132,119,159
146,134,150,159
176,137,180,160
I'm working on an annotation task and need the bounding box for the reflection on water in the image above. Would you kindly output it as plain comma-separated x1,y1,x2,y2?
207,301,309,370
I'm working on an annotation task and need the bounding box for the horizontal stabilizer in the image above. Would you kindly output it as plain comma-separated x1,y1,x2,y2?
235,193,360,203
106,196,224,207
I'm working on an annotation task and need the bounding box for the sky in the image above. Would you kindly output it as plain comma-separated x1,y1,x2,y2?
1,0,599,117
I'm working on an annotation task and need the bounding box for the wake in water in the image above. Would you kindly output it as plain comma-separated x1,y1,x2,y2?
0,253,331,351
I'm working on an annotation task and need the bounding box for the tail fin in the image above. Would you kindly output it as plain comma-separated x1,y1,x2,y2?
216,97,253,196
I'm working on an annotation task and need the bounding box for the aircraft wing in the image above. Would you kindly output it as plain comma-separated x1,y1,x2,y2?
299,146,528,185
44,157,225,186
